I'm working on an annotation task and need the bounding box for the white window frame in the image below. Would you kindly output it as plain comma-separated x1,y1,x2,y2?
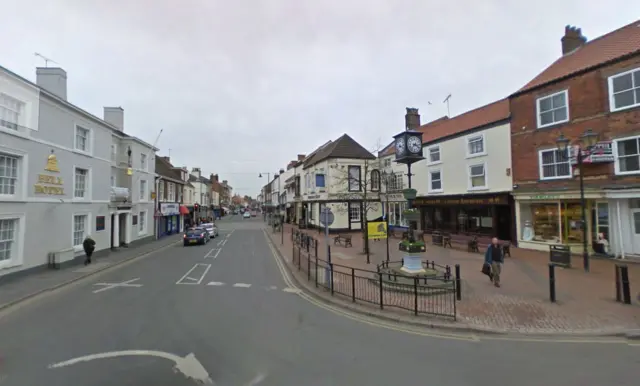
158,181,165,201
428,168,443,193
536,90,570,129
110,144,117,162
0,213,25,269
168,183,175,201
348,204,361,222
0,146,28,201
427,145,442,165
538,148,572,180
139,180,147,201
0,93,26,131
465,133,487,158
139,211,147,235
71,212,91,252
140,153,147,171
74,124,92,154
613,135,640,176
468,162,488,191
73,166,91,200
608,68,640,112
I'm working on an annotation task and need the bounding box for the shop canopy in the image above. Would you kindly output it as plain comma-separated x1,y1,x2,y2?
179,205,190,215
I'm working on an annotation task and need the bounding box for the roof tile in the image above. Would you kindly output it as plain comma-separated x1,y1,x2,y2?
517,20,640,93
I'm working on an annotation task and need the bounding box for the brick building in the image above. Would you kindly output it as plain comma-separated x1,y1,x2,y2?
510,20,640,257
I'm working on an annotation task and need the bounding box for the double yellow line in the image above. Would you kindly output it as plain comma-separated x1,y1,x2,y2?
263,230,638,346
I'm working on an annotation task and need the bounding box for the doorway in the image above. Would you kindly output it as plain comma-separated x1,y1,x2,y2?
110,214,116,249
495,205,512,241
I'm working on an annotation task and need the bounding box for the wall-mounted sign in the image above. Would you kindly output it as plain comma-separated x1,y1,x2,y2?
570,141,614,164
414,194,508,206
160,202,180,216
307,195,321,200
96,216,105,231
34,151,65,195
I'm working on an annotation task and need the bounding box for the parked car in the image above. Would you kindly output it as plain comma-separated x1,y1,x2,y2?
251,211,256,217
183,228,210,246
201,223,219,238
243,212,251,219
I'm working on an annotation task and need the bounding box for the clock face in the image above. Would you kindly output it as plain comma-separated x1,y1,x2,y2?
395,137,406,154
407,136,422,153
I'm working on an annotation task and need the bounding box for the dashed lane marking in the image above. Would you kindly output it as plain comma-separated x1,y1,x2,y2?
232,283,252,288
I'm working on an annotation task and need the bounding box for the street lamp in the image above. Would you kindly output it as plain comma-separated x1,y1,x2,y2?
259,172,272,219
556,128,599,273
381,170,391,262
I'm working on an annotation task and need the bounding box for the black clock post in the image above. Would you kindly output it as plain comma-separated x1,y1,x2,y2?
392,108,426,274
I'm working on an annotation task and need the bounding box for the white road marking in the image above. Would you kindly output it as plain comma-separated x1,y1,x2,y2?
282,287,302,294
48,350,213,384
232,283,252,288
207,281,225,286
244,372,267,386
92,278,142,293
176,264,212,285
266,286,278,291
217,239,227,247
204,248,221,259
226,229,235,238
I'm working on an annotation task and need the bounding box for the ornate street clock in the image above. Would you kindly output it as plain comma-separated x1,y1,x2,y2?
393,130,424,164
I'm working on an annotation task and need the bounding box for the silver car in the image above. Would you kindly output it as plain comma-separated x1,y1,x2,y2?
201,223,218,238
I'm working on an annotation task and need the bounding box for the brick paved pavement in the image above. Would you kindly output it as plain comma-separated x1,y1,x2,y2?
271,223,640,335
0,235,181,310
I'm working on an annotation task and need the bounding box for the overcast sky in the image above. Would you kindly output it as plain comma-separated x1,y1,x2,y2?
2,1,638,197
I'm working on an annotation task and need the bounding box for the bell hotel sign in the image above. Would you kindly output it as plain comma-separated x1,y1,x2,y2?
34,150,65,195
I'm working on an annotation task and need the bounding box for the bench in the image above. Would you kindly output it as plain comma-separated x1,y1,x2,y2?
333,234,353,247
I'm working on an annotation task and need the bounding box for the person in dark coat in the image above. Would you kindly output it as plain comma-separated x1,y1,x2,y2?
484,237,504,287
83,235,96,265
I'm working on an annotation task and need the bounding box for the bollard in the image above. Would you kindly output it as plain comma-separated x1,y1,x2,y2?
615,264,622,303
548,263,556,303
618,264,632,305
454,264,461,301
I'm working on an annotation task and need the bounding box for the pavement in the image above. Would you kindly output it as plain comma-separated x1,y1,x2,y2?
272,223,640,336
0,215,637,385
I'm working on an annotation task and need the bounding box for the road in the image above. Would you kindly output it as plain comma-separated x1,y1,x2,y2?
0,216,637,385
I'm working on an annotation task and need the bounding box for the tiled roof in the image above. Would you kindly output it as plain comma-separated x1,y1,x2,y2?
155,157,183,181
303,134,375,169
381,100,510,156
516,20,640,94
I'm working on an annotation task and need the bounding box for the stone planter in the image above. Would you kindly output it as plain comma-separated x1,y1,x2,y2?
402,188,417,200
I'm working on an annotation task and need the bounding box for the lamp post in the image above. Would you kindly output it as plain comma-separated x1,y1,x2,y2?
381,170,391,262
259,172,271,221
556,128,599,273
279,168,285,245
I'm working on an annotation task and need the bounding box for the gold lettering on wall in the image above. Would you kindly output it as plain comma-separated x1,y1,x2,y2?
34,151,65,195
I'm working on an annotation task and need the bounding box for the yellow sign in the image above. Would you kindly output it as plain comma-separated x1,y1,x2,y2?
367,221,387,239
34,151,65,195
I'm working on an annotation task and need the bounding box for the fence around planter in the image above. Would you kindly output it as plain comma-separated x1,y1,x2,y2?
290,230,457,320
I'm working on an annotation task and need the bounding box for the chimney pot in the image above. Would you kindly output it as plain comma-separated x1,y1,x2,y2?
405,107,421,130
297,154,306,161
36,67,67,100
104,107,124,131
561,24,587,55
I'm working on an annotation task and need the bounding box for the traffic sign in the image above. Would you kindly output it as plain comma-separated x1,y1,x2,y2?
319,207,334,227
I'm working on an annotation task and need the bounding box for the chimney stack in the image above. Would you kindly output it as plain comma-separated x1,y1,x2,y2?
297,154,306,161
561,25,587,55
162,156,170,163
192,167,201,178
222,179,227,184
36,67,67,100
405,107,421,130
104,107,124,131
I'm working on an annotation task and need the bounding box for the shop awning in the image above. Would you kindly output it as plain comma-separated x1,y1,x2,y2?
179,205,190,215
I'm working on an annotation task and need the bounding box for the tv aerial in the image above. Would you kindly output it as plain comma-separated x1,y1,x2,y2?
34,52,58,67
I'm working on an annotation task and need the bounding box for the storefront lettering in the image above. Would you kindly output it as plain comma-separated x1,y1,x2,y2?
414,196,507,206
160,203,180,216
530,195,560,200
34,152,65,195
307,195,320,199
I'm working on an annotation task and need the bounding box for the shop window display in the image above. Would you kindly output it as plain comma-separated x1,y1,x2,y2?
529,204,561,243
561,203,585,243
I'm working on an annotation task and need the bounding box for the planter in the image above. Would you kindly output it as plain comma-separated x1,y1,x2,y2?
402,188,417,200
399,241,426,253
403,211,420,222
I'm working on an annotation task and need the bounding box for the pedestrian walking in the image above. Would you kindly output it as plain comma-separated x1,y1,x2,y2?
484,237,504,287
83,235,96,265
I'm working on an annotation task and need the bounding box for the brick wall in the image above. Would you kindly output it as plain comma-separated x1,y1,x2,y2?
510,54,640,190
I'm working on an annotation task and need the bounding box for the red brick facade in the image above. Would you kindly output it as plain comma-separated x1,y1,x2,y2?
510,54,640,190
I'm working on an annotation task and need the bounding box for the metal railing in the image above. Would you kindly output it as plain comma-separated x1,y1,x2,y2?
291,230,457,320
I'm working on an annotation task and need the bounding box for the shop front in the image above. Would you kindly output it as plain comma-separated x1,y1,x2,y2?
414,192,514,242
158,202,181,237
513,191,608,254
605,189,640,258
